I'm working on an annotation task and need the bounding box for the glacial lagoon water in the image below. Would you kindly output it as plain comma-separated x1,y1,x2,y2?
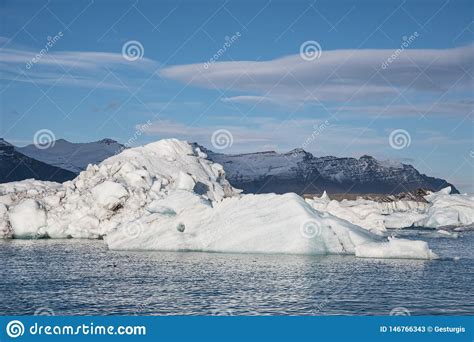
0,230,473,316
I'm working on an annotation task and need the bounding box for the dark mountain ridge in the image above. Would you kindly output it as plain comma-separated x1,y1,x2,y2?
0,138,458,195
194,144,458,195
0,138,76,183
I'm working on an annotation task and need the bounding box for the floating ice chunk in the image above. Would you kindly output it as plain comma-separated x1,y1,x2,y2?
436,229,458,238
307,186,473,231
105,191,433,259
454,225,474,232
355,237,438,260
9,199,47,238
422,187,474,228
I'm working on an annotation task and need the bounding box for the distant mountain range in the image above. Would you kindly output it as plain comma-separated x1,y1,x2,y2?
195,144,459,195
17,138,124,173
0,138,459,194
0,138,76,183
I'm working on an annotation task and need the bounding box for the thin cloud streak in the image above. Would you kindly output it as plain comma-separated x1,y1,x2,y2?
160,44,474,103
0,46,159,89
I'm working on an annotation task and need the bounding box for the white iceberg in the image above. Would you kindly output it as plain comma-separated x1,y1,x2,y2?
0,139,438,259
422,187,474,228
106,190,383,255
355,237,437,259
306,187,473,232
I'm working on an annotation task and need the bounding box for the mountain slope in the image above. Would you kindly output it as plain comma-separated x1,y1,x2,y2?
5,137,458,194
199,147,342,194
17,138,124,173
0,139,76,183
311,155,457,194
195,145,459,195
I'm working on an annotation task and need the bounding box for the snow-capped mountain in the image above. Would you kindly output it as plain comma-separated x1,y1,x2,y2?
195,145,459,195
4,138,458,195
17,138,125,173
311,154,458,194
0,138,76,183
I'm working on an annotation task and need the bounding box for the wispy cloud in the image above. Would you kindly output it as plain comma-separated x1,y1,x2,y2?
332,100,474,117
0,45,158,89
141,117,387,156
140,116,470,157
221,95,280,106
160,44,474,104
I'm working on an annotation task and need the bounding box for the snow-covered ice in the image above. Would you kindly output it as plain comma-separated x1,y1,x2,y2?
422,187,474,228
306,187,474,233
105,191,385,255
8,199,47,238
0,139,440,259
355,237,437,260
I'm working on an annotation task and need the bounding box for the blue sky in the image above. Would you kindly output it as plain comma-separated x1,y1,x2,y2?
0,0,473,192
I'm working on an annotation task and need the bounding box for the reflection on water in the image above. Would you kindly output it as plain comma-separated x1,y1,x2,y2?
0,230,472,315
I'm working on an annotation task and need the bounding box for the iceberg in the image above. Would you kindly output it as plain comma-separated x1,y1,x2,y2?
422,187,474,228
106,190,383,255
355,237,437,259
0,139,438,259
306,187,473,233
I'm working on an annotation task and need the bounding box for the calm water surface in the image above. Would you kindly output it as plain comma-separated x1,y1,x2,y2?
0,230,473,315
